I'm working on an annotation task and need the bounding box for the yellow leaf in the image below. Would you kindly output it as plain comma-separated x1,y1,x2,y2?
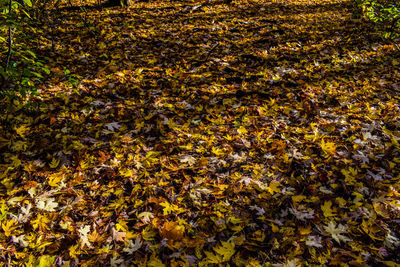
205,251,223,264
32,214,50,231
48,173,64,187
232,235,245,246
148,254,166,267
223,134,233,141
271,224,279,233
2,219,18,236
229,217,243,224
37,241,53,250
69,244,79,259
37,255,56,267
0,136,10,148
292,195,306,203
71,140,85,150
373,202,390,219
26,255,37,267
160,201,175,215
321,139,336,155
116,220,128,232
213,241,235,262
160,221,185,241
119,168,136,178
142,226,157,241
321,201,336,217
160,201,184,215
237,126,248,135
383,261,399,267
49,158,60,169
266,181,281,195
341,167,357,185
335,197,347,207
88,229,101,243
14,125,28,137
299,225,312,235
212,146,225,157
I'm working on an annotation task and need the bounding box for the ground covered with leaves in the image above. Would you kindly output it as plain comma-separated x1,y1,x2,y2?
1,0,400,265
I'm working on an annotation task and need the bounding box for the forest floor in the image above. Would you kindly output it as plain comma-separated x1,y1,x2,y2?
1,0,400,265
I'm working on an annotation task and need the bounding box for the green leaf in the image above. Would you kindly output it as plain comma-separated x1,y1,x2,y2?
42,67,50,74
31,71,43,78
23,0,32,7
25,50,36,58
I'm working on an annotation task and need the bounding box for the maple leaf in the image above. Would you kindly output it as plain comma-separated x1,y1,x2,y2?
250,205,265,216
104,122,121,131
237,126,247,135
180,155,197,166
0,204,8,222
321,139,337,155
305,235,323,248
213,241,235,262
123,238,142,254
160,221,185,241
78,225,93,248
289,208,315,221
88,230,102,243
7,196,25,206
266,181,281,195
11,235,28,247
238,176,253,186
321,201,336,217
323,221,352,244
48,173,64,187
14,125,28,137
111,226,126,242
16,203,32,223
352,151,370,164
367,170,383,181
36,197,58,212
160,202,175,215
31,214,51,231
204,251,223,264
49,158,60,169
148,254,166,267
110,256,123,267
159,201,184,215
230,152,246,163
90,100,105,106
37,255,56,267
211,146,225,157
2,219,18,237
284,259,301,267
138,211,154,224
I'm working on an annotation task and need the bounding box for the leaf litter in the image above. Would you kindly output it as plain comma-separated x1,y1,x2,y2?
1,0,400,265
